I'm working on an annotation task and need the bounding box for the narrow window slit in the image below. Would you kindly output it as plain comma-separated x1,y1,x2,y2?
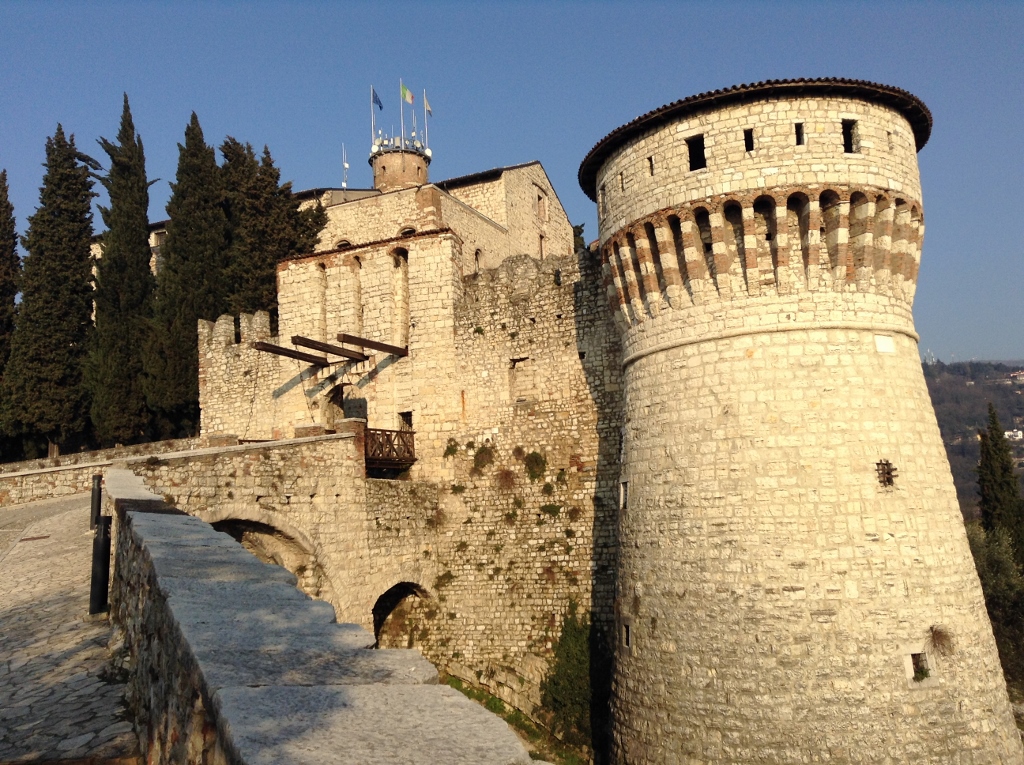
795,122,805,146
744,128,754,152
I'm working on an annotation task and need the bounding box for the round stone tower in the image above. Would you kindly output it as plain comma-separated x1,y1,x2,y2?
579,79,1023,764
369,137,431,192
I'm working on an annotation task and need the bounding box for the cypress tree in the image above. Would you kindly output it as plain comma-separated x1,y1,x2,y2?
0,170,19,373
88,94,155,445
143,113,227,437
978,403,1024,562
0,126,97,455
221,138,325,324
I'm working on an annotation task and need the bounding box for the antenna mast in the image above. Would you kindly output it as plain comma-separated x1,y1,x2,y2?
342,144,349,189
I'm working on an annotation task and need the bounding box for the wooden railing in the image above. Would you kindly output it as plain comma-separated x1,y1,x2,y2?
365,428,416,471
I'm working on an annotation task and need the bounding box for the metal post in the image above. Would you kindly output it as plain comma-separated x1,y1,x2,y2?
89,516,111,615
90,474,102,530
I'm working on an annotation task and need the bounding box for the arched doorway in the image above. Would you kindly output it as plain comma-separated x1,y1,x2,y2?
372,581,429,648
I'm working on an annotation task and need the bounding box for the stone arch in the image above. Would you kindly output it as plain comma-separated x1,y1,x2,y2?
335,239,353,250
398,226,416,237
692,206,717,291
819,190,842,274
849,191,871,276
643,220,667,298
208,514,335,603
786,192,811,280
722,201,746,291
625,231,645,303
391,247,410,348
752,195,778,289
373,581,430,648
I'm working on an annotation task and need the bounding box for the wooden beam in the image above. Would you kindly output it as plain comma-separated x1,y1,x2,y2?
252,342,329,367
292,336,368,362
337,333,409,357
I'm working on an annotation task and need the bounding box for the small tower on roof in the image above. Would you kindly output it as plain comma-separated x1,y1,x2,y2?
369,134,431,192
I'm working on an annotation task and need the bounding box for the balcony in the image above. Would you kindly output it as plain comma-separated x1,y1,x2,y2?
365,428,416,475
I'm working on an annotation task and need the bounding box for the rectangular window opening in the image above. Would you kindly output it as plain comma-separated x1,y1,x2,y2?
795,122,805,146
911,652,929,682
686,134,706,171
620,480,628,511
619,172,624,191
399,411,413,430
647,156,654,176
623,623,631,648
842,119,859,153
743,128,754,152
599,184,607,216
538,234,545,259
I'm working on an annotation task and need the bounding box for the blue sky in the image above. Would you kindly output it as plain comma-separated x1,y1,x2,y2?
0,1,1020,360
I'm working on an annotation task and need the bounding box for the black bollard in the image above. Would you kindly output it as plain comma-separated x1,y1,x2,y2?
90,474,102,530
89,516,111,615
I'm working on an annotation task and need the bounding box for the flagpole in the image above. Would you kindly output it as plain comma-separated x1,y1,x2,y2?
370,85,375,145
399,79,405,150
423,89,428,149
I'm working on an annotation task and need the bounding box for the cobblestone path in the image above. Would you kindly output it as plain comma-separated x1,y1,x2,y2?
0,496,139,764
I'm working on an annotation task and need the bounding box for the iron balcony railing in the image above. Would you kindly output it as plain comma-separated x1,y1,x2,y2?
365,428,416,471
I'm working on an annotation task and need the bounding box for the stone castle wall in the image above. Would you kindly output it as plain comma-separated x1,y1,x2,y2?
587,88,1024,763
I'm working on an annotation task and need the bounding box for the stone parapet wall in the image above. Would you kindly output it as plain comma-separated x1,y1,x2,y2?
105,469,535,765
0,438,202,506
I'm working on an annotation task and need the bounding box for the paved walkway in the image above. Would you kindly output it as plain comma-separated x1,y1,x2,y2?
0,496,139,764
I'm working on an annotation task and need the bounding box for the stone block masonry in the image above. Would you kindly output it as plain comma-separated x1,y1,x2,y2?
106,469,538,765
578,78,1024,763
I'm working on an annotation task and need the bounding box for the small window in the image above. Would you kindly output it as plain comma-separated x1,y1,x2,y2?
743,128,754,152
795,122,805,146
842,119,859,153
619,172,624,192
539,234,545,259
623,622,631,648
887,131,894,151
620,481,628,511
876,459,897,487
647,156,654,176
399,411,413,430
336,239,353,250
686,134,706,171
599,184,607,216
416,166,422,178
910,652,929,682
399,227,416,237
474,249,481,273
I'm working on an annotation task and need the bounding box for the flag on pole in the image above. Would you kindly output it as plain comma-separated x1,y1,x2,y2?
372,87,384,111
424,93,432,117
401,83,414,104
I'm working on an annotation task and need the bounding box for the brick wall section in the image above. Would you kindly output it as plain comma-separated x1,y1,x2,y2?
590,89,1024,763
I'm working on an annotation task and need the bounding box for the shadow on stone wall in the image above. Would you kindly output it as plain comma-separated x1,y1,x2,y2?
572,243,622,763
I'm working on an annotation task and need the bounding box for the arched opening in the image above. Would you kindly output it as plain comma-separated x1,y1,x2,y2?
819,190,842,273
786,193,811,279
752,196,778,288
849,191,870,274
693,207,716,288
392,247,410,347
474,249,481,273
643,221,667,297
335,239,352,250
211,519,332,601
873,195,893,273
373,581,429,648
892,199,910,279
723,202,746,290
399,226,416,237
625,232,645,302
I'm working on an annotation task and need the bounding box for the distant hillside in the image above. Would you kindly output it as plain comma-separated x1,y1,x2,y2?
923,361,1024,517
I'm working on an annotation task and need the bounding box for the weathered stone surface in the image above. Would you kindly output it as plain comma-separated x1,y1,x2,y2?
108,472,532,765
214,685,531,765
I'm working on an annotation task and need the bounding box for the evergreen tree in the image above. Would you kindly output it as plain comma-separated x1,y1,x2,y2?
87,94,155,445
0,170,19,373
978,403,1024,562
143,113,227,437
220,138,325,324
0,126,97,454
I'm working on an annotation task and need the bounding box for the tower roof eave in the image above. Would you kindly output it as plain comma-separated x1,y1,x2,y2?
577,78,932,202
